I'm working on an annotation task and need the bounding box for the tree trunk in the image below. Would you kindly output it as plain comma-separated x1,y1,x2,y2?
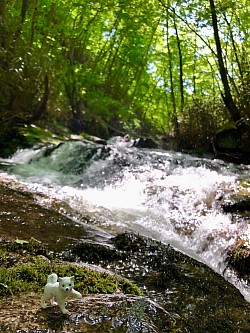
173,11,184,111
129,20,160,103
27,75,49,123
0,0,5,19
166,15,179,137
30,0,39,46
0,0,5,47
209,0,242,126
16,0,28,38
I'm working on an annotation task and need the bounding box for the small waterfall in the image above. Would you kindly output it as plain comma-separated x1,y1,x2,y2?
1,137,250,299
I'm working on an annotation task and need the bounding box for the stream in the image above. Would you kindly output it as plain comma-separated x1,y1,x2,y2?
1,136,250,301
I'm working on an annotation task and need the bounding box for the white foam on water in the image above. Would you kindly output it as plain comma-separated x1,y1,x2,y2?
1,141,250,300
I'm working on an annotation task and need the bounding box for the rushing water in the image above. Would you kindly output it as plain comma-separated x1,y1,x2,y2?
1,137,250,299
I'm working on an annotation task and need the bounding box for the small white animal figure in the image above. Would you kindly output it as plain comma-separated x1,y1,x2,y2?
41,273,82,314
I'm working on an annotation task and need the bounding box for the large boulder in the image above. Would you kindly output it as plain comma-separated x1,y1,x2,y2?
68,232,250,332
213,123,250,163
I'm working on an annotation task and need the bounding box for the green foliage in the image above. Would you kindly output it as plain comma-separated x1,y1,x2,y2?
177,97,225,150
0,0,249,146
19,124,63,144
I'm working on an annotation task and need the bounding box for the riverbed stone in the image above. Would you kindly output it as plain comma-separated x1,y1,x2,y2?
222,195,250,213
226,239,250,277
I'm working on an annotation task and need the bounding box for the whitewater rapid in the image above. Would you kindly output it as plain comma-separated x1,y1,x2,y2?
1,137,250,299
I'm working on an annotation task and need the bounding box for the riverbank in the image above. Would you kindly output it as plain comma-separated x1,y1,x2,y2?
1,177,250,332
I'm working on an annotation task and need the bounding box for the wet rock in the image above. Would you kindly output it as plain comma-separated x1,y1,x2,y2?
213,123,250,164
113,232,149,252
82,134,107,145
0,183,86,251
1,178,250,332
35,140,111,175
133,138,158,149
68,232,250,332
0,232,142,296
226,239,250,277
68,242,121,264
0,293,177,333
0,180,111,252
213,127,240,152
222,196,250,213
36,142,61,158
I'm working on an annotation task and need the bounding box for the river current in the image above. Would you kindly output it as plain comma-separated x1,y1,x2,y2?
1,137,250,300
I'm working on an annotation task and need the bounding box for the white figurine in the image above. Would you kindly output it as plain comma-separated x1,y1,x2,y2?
41,273,82,314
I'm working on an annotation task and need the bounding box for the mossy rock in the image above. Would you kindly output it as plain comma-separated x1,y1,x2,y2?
0,125,63,158
237,179,250,196
226,239,250,277
68,242,121,264
113,232,150,252
0,238,141,298
19,124,63,145
222,196,250,213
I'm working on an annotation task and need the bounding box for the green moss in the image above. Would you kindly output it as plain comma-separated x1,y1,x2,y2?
19,125,63,145
0,238,142,297
0,125,64,158
218,122,237,132
113,232,149,252
70,242,121,263
237,179,250,196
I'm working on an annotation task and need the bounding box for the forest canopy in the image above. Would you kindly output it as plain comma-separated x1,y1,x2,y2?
0,0,249,151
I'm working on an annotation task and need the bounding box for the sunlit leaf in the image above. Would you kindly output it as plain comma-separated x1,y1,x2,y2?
15,239,29,245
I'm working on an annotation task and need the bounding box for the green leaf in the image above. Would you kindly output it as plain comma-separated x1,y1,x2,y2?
0,283,8,289
15,239,29,245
